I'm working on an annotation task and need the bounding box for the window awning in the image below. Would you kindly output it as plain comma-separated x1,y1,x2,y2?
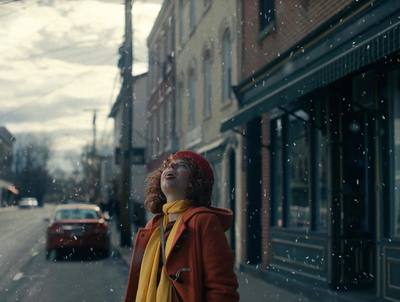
221,1,400,132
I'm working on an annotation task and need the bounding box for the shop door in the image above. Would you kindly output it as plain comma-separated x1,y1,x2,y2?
246,118,262,264
333,106,376,289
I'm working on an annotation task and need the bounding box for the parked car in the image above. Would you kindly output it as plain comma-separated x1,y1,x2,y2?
46,204,110,259
18,197,39,208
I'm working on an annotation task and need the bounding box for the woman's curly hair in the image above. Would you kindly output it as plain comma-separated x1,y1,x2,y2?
144,155,213,214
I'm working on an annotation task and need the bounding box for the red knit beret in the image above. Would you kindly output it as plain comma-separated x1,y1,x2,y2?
172,150,214,185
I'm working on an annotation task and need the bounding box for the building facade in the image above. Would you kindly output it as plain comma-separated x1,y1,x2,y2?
221,1,400,301
109,72,148,225
173,0,243,262
0,126,17,206
146,0,176,173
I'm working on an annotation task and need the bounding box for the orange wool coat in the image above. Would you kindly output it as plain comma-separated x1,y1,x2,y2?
124,206,239,302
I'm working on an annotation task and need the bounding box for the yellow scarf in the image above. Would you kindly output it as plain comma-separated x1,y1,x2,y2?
135,200,191,302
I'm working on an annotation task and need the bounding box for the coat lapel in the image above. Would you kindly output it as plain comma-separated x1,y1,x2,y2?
167,221,187,260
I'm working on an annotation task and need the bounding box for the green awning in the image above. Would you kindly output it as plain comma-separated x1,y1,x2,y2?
221,1,400,132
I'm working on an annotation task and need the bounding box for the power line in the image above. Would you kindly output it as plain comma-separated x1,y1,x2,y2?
0,53,117,121
15,37,128,62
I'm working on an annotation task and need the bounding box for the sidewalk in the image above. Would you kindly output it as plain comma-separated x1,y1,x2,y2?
109,218,317,302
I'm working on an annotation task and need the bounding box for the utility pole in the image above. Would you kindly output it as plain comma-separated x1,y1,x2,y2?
92,110,97,156
84,108,98,155
118,0,133,247
84,108,99,204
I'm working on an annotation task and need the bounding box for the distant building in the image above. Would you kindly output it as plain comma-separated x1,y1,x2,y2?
0,126,17,206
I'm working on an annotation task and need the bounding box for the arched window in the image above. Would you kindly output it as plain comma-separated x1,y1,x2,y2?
178,0,184,43
152,115,157,157
259,0,275,32
166,97,172,145
161,102,166,150
189,0,196,32
188,69,196,129
176,82,184,134
203,50,212,118
157,107,162,154
222,29,232,102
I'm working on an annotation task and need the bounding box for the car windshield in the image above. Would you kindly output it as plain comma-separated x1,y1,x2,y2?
54,209,100,221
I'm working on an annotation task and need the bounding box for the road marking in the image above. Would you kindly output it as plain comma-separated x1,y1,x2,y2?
12,272,24,281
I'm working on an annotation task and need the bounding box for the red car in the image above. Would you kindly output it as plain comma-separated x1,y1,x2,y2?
46,204,111,259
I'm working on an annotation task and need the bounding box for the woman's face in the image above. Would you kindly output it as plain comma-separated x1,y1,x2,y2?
160,159,192,199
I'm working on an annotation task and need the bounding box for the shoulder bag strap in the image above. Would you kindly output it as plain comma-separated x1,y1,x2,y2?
159,216,167,265
159,217,184,302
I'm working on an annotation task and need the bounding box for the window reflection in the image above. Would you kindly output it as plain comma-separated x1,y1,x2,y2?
287,110,310,229
271,118,283,227
316,104,329,230
394,101,400,236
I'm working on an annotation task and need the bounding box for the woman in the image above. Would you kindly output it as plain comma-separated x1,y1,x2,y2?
124,150,239,302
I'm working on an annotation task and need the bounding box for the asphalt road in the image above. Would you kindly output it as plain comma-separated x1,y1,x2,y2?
0,205,128,302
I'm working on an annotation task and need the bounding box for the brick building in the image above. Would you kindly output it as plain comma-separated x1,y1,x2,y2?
221,1,400,301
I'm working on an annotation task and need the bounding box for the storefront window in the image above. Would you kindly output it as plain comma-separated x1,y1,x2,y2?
287,110,310,229
271,118,283,227
393,100,400,236
316,104,329,230
270,103,329,231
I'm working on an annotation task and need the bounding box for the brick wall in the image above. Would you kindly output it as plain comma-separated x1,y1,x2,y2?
241,0,353,79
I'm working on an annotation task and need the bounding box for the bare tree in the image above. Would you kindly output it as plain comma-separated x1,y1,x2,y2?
13,134,52,206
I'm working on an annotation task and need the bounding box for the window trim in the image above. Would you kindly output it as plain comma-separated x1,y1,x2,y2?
178,0,184,44
259,0,275,30
188,70,196,129
222,29,232,103
258,0,275,41
176,82,184,135
203,51,212,119
189,0,196,33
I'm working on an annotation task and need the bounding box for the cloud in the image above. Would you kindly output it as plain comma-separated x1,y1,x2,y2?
0,0,161,171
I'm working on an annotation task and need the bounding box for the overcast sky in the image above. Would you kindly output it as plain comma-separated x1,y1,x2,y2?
0,0,161,172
